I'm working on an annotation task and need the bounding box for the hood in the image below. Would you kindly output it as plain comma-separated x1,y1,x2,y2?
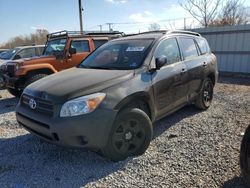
24,67,134,103
0,55,54,66
13,55,55,65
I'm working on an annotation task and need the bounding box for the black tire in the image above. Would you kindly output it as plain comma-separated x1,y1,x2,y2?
7,88,22,98
25,74,48,87
240,125,250,187
102,108,153,162
7,74,48,97
195,77,214,110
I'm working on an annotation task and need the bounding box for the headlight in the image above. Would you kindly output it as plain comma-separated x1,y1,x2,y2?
60,93,106,117
15,64,20,71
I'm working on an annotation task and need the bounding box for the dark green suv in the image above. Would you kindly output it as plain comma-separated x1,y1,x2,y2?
16,30,218,161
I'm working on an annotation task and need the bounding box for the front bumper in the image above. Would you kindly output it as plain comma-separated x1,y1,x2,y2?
3,74,18,89
16,102,117,149
0,73,5,89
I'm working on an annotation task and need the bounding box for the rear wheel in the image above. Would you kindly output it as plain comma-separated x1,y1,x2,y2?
102,108,153,161
240,125,250,186
195,77,214,110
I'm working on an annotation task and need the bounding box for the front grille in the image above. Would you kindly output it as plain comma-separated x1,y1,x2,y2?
7,64,15,76
21,94,54,116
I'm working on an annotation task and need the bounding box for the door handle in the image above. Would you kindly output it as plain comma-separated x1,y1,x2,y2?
181,68,187,75
203,62,208,67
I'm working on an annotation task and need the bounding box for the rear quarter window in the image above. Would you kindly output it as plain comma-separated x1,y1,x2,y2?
196,38,210,55
178,37,199,59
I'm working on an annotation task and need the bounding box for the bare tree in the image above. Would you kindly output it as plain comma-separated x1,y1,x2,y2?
212,0,249,26
0,29,49,49
148,23,161,31
180,0,223,27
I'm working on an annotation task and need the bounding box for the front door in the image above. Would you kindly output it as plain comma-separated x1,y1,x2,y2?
65,39,91,69
152,38,189,118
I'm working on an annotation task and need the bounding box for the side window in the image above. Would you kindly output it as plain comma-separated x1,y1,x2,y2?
154,38,181,64
16,48,36,59
93,40,108,49
71,40,90,53
196,38,209,55
179,38,199,59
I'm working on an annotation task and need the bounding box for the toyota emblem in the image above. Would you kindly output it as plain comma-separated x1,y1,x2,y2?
29,98,37,110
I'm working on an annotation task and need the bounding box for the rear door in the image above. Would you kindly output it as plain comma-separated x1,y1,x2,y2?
177,37,205,100
152,38,189,118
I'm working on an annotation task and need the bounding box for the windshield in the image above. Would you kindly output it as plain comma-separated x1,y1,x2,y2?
44,38,67,55
79,39,153,70
0,48,20,60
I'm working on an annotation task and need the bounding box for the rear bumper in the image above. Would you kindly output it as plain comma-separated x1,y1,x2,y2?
16,103,117,149
215,70,219,84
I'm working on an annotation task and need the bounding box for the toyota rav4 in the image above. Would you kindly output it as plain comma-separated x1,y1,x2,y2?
16,30,218,161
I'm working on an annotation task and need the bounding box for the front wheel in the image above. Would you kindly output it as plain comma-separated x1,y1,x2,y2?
102,108,153,161
240,125,250,186
195,77,214,110
25,74,48,87
7,88,22,98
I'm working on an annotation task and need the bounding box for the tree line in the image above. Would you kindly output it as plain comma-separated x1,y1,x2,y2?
0,29,48,49
148,0,249,31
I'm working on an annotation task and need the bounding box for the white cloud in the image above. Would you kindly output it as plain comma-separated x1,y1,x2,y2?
30,26,48,31
129,11,156,23
106,0,128,3
144,10,153,16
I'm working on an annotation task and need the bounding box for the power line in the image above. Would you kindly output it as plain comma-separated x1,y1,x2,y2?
86,17,194,30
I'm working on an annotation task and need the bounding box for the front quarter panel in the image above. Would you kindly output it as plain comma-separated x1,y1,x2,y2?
101,69,155,119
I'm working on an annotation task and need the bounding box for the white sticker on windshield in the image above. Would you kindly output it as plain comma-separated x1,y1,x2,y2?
126,46,145,52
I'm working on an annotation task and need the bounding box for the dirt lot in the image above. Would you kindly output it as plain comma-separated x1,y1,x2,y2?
0,76,249,188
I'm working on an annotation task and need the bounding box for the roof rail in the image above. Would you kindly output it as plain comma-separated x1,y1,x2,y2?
47,30,125,39
125,30,201,37
167,30,201,36
138,30,168,35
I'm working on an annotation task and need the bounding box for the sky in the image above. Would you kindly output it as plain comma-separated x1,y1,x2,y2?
0,0,249,45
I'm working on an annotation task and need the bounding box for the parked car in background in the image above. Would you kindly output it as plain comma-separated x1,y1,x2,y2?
240,124,250,186
0,49,9,55
0,45,44,90
1,31,123,97
0,45,44,65
16,30,218,161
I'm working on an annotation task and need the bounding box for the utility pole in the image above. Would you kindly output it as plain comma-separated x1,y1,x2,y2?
98,25,103,32
106,23,113,32
184,18,186,30
78,0,83,34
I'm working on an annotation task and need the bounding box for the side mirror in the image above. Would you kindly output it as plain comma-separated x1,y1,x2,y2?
155,56,167,70
69,47,77,55
13,54,21,60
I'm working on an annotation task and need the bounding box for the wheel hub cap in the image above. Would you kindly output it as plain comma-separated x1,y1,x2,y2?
125,131,133,141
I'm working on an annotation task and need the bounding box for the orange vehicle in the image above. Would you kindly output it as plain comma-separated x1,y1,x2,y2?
1,31,123,97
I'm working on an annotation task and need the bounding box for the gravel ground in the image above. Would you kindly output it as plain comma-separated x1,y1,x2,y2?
0,76,249,188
